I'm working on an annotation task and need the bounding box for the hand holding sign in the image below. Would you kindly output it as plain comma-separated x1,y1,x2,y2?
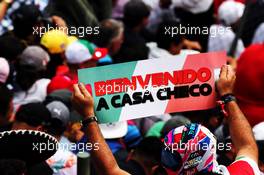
72,83,95,119
217,65,236,96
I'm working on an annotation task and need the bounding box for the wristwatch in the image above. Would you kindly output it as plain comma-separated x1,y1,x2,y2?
81,116,98,128
221,93,236,104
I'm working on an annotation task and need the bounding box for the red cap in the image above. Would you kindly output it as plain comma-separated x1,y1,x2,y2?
47,76,72,94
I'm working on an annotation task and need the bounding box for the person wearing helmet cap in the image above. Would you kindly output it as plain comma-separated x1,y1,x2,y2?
71,65,259,175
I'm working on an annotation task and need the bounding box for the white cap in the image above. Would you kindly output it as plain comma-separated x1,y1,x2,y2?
172,0,213,14
218,1,245,26
99,121,128,139
253,122,264,141
65,41,92,64
0,57,10,83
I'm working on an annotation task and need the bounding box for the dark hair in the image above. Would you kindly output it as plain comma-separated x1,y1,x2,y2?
15,103,51,127
124,0,150,28
10,4,42,39
156,20,184,50
135,137,163,164
0,159,27,175
46,118,66,136
0,36,26,62
93,19,123,47
0,85,13,118
15,64,43,91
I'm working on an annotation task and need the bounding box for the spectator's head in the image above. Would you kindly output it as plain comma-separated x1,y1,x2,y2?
218,1,245,29
156,20,184,55
0,159,27,175
161,123,217,174
65,40,107,70
234,44,264,126
124,0,150,29
41,30,77,54
133,137,163,171
160,115,191,138
0,85,13,123
10,4,42,42
16,46,49,91
94,19,124,55
0,36,26,62
45,101,70,137
13,103,51,131
0,58,10,85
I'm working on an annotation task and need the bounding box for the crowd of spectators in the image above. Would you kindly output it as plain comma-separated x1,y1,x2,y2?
0,0,264,174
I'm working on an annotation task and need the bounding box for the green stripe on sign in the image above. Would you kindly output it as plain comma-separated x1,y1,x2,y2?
78,61,138,123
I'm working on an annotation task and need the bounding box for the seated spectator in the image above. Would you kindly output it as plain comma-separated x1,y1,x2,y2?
207,1,245,58
13,46,50,111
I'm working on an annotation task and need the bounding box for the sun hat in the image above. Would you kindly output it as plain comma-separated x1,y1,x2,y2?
0,130,58,165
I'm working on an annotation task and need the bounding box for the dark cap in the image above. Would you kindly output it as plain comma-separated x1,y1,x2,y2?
15,103,51,127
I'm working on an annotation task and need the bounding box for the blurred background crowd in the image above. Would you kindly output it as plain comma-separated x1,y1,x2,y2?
0,0,264,174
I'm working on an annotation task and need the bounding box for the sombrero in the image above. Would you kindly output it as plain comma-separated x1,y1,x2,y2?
0,130,58,166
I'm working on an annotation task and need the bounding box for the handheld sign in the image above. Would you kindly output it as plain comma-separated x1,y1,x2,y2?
78,52,226,123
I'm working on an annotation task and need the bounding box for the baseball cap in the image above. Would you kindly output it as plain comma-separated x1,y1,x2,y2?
99,121,128,139
234,44,264,126
41,30,77,54
65,40,108,64
161,123,217,174
15,103,51,127
47,76,72,94
0,57,10,84
218,1,245,26
46,101,70,126
172,0,213,14
18,46,50,71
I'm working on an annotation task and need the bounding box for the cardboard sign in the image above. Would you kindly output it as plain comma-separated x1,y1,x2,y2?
78,52,227,123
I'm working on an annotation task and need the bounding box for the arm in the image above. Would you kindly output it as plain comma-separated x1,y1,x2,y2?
217,65,258,162
72,83,129,175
